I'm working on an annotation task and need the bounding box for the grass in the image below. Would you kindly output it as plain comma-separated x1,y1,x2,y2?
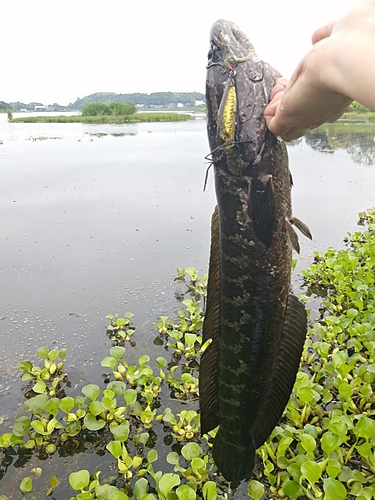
10,113,192,124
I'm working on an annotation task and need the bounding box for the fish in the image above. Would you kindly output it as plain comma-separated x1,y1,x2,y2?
199,19,312,483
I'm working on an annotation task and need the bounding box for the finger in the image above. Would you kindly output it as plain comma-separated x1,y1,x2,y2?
269,84,285,100
312,20,336,44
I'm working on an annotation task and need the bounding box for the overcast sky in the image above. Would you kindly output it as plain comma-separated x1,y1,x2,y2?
2,0,353,105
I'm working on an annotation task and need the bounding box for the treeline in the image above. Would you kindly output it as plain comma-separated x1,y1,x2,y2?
72,91,205,109
81,102,137,116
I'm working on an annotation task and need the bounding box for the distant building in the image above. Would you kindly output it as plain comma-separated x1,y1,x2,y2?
177,103,184,108
34,105,46,111
195,100,204,106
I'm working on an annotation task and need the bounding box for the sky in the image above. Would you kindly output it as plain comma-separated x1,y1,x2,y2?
2,0,354,105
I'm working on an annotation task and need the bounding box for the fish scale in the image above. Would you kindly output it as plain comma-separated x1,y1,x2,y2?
199,19,312,483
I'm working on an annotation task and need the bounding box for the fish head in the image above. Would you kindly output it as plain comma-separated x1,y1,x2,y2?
206,20,280,176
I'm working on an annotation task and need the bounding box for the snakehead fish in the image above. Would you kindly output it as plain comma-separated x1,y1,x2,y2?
199,19,312,482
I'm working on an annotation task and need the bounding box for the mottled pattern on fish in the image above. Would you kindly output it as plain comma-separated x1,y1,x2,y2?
199,20,311,483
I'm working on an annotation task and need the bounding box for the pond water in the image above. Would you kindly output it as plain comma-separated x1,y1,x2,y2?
1,114,375,497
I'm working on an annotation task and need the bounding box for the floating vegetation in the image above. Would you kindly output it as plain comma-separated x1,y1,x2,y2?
1,220,375,498
10,113,191,124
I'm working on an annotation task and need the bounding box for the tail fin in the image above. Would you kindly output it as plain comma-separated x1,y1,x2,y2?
212,428,255,483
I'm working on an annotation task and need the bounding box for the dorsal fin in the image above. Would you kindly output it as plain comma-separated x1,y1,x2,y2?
199,207,221,435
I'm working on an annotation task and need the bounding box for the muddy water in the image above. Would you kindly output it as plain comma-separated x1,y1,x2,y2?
1,114,375,496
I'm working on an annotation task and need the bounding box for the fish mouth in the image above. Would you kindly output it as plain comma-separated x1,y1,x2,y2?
208,19,258,68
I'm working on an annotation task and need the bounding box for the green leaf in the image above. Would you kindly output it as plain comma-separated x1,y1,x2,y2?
281,480,302,498
110,421,130,441
82,384,101,401
36,347,48,359
300,433,316,454
156,357,167,368
321,432,342,454
20,477,33,493
89,401,103,416
59,396,75,413
110,346,126,360
101,357,117,370
84,413,106,431
354,415,375,439
323,478,347,500
106,440,122,459
247,480,264,500
300,460,322,485
124,389,137,405
202,481,217,500
107,381,126,396
13,416,31,436
48,348,59,361
176,484,196,500
134,478,148,500
69,470,90,491
147,449,158,463
107,491,129,500
167,452,179,465
158,474,180,497
24,393,48,414
181,442,201,461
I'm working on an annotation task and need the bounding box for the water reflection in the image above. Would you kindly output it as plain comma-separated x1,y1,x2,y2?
305,122,375,164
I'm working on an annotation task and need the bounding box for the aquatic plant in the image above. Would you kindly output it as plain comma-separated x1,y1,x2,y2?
1,215,375,498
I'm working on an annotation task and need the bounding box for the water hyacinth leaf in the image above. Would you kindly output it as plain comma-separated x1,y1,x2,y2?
281,480,302,498
247,480,264,500
326,459,342,479
13,416,31,436
300,460,322,485
158,473,180,497
59,348,67,360
138,354,150,367
167,452,179,465
134,478,148,499
50,476,59,487
323,478,347,500
110,346,126,360
354,415,375,439
202,481,217,500
156,357,167,368
69,470,90,491
89,400,103,416
36,347,48,359
59,396,75,413
147,449,158,463
300,433,316,454
106,440,122,459
110,421,130,441
124,389,137,405
20,477,33,493
176,484,196,500
132,432,149,445
48,348,59,361
107,381,126,396
84,413,106,431
107,491,129,500
101,357,117,370
45,398,59,416
31,420,47,435
133,455,143,469
82,384,101,401
321,432,342,454
45,443,57,454
18,361,33,372
24,393,48,414
32,380,46,394
181,442,201,461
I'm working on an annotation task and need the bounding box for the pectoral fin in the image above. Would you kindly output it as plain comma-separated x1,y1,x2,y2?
285,219,300,253
250,174,276,248
290,216,313,240
253,294,307,448
199,207,221,435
